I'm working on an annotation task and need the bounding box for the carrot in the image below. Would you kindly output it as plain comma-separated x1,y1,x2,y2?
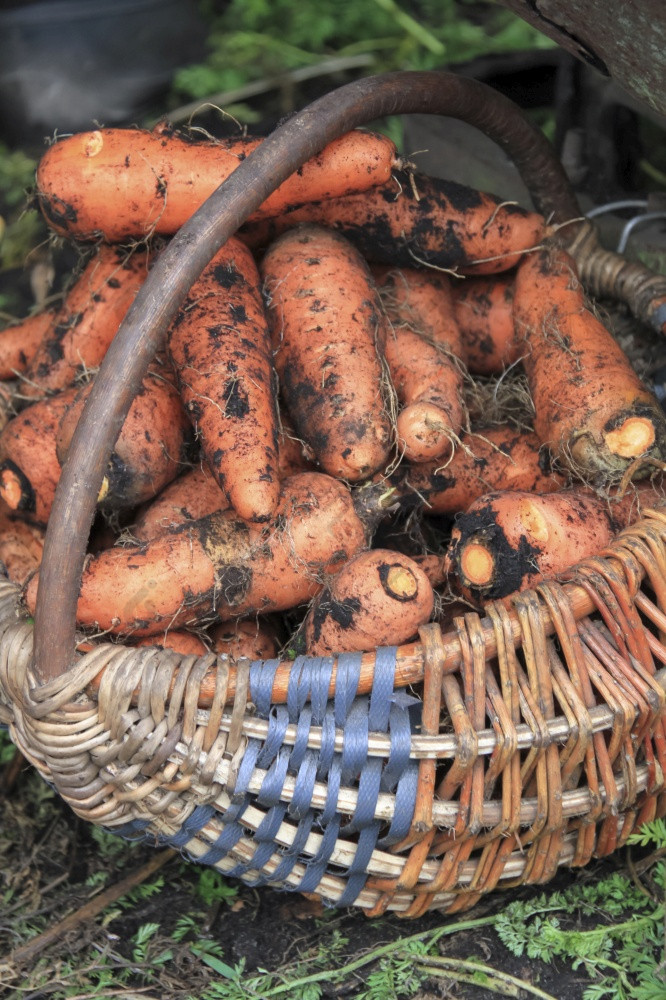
393,425,564,515
451,274,521,375
135,632,208,655
514,246,666,480
261,226,392,481
378,267,465,462
303,549,434,655
56,373,193,509
168,237,279,523
0,387,79,524
0,503,44,584
412,552,450,587
22,246,151,399
210,621,279,661
25,472,368,635
133,465,228,541
448,480,666,601
276,414,315,478
0,311,53,380
241,170,546,275
36,125,399,241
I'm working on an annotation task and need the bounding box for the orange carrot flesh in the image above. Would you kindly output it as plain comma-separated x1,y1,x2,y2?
242,171,546,275
135,631,208,655
56,374,192,509
261,226,392,481
395,425,564,515
0,311,54,380
514,247,666,479
303,549,434,655
210,620,279,661
168,237,280,523
451,274,521,375
0,387,79,524
36,126,398,241
378,268,465,463
22,246,151,399
25,472,366,635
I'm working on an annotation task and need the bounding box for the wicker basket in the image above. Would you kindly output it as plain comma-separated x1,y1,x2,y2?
3,70,666,918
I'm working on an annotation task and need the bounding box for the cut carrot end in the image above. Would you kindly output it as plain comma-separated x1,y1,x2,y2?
0,468,24,510
460,541,495,587
385,565,418,600
604,416,655,458
97,477,110,503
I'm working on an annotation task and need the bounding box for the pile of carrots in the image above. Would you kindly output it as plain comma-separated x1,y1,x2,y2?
0,121,664,662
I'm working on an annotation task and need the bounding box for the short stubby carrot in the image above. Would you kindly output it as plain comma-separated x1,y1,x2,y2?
303,548,434,655
135,631,208,655
132,465,229,541
448,481,666,602
242,170,546,275
56,373,193,509
378,267,465,462
0,311,54,380
168,237,279,523
25,472,368,635
0,387,79,524
514,247,666,480
394,425,564,515
210,620,279,661
261,226,392,481
0,502,44,585
36,125,399,241
451,274,521,375
23,245,151,398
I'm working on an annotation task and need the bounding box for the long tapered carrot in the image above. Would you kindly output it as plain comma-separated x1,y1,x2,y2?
377,267,465,462
391,425,564,515
168,237,280,523
22,246,151,399
36,125,399,241
241,170,546,275
0,311,54,380
56,373,193,509
451,273,521,375
261,226,392,481
514,246,666,480
133,465,228,541
0,387,79,524
303,548,434,655
25,472,368,635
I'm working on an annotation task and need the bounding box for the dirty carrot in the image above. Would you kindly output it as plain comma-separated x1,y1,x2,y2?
0,310,53,380
36,125,399,241
448,480,666,602
303,548,434,655
22,245,151,398
133,465,228,541
261,225,392,481
210,620,279,661
393,425,564,515
0,503,44,584
241,170,546,275
0,387,79,524
25,472,367,635
514,246,666,480
378,267,465,462
56,373,193,509
135,631,208,655
168,237,280,523
451,273,521,375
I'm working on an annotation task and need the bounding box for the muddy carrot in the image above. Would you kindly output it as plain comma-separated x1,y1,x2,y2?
168,237,279,523
514,246,666,480
25,472,368,635
0,387,79,524
303,549,434,655
210,620,279,661
261,225,392,481
56,373,193,509
451,273,521,374
378,267,465,462
22,245,151,399
36,125,399,241
135,631,208,655
242,170,546,275
0,311,53,379
133,465,228,541
0,503,44,584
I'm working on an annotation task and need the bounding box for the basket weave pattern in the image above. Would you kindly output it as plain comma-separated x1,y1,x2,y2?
3,509,666,916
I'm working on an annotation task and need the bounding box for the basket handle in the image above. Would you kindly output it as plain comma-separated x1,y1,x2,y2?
33,69,581,684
